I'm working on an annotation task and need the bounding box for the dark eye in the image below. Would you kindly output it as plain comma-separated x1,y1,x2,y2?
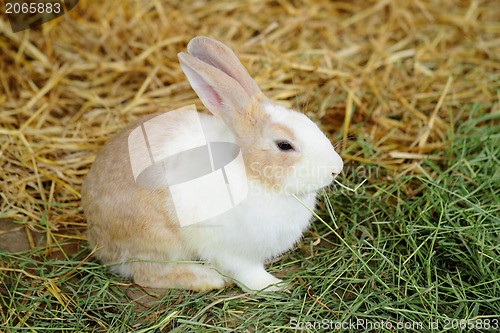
276,141,294,151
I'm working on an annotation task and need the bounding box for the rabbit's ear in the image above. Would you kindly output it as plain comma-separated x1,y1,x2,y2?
178,52,264,133
187,36,265,100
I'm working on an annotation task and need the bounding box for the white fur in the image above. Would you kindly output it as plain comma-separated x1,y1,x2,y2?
171,104,335,290
265,103,343,194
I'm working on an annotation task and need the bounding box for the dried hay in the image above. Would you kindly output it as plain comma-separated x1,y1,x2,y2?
0,0,499,246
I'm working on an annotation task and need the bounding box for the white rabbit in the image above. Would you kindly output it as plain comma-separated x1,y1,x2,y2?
81,36,343,292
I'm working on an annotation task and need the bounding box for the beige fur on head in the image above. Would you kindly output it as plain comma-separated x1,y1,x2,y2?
238,110,301,193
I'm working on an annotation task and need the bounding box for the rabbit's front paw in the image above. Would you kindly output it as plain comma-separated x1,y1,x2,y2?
237,269,285,292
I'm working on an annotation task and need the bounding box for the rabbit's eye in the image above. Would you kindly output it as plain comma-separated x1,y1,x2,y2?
276,141,295,151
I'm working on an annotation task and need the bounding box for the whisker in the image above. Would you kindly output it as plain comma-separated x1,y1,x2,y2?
333,137,347,149
290,68,301,113
333,134,356,149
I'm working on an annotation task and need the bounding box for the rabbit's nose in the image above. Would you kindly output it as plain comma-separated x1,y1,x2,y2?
332,172,339,179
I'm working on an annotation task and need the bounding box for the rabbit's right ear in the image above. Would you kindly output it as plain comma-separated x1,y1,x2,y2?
178,52,266,134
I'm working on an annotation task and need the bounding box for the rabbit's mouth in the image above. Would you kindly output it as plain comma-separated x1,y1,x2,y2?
280,178,334,196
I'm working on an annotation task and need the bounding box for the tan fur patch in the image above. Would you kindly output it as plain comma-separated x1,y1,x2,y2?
237,97,269,132
245,147,301,192
269,123,296,142
234,103,302,193
131,262,232,291
82,111,184,269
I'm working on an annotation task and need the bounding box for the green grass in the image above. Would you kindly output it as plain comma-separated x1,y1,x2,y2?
1,106,499,332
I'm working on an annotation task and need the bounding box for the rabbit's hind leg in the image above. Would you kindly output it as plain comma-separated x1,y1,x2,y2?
131,261,233,291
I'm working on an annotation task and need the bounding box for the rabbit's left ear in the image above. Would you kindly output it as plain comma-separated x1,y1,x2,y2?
187,36,265,100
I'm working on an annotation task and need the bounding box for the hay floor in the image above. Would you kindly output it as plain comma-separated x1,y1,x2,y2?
0,0,499,329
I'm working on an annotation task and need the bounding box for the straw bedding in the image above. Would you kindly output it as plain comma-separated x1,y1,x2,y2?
0,0,499,256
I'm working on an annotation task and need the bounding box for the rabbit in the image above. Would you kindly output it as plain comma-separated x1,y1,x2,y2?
81,36,343,292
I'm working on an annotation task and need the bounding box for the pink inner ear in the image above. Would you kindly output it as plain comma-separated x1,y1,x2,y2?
183,64,223,109
203,82,223,107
